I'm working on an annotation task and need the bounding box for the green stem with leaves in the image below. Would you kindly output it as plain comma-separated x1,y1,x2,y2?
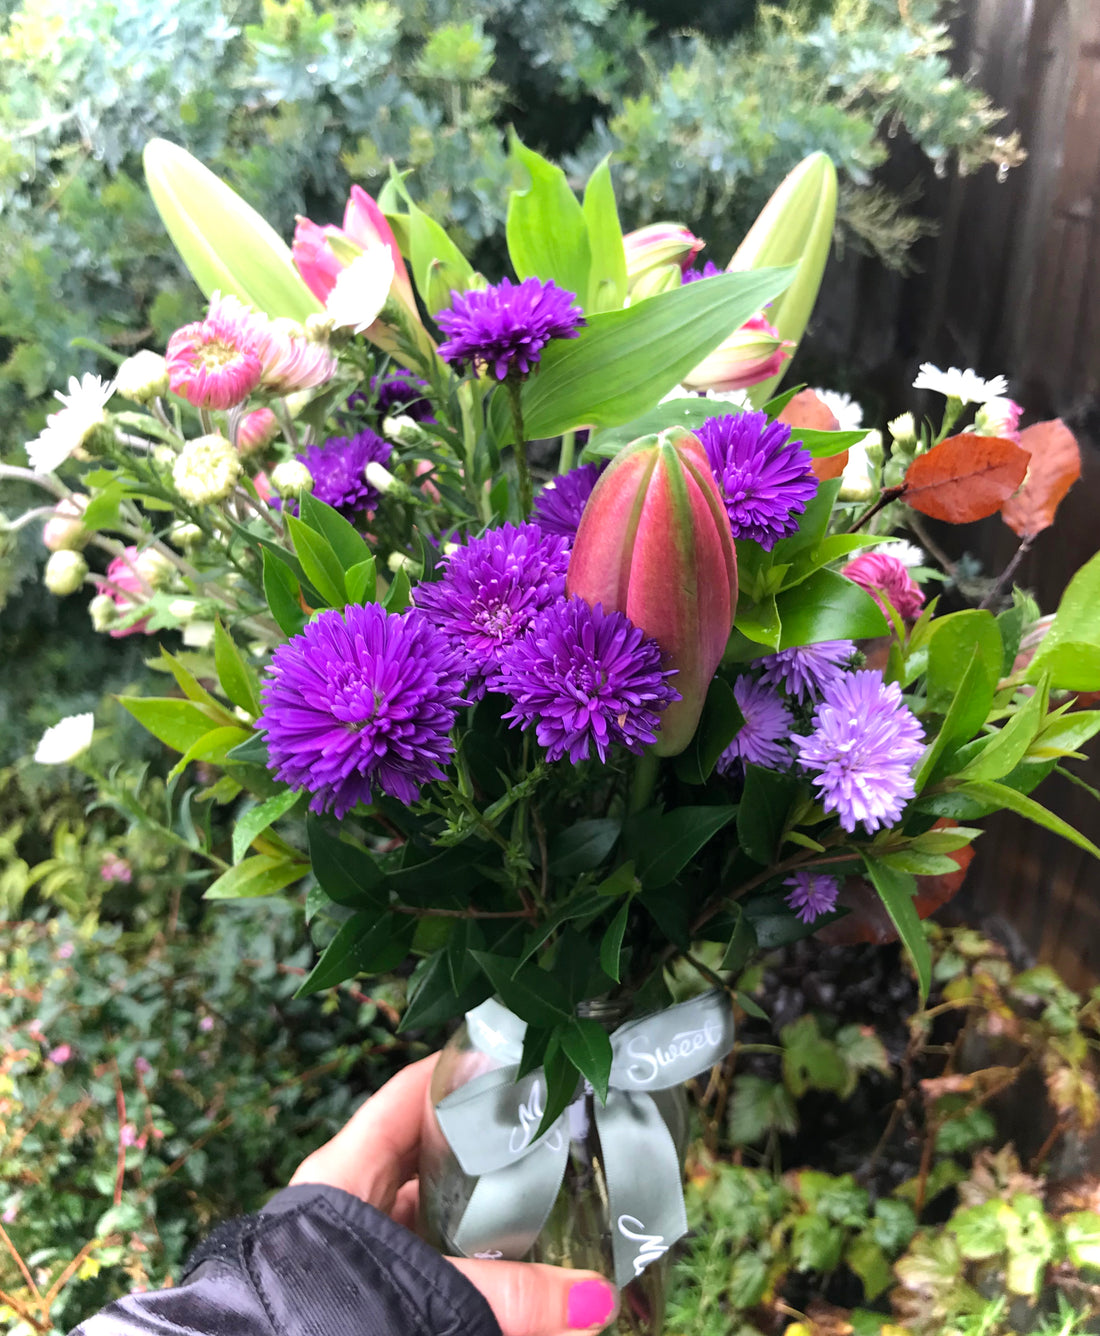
505,375,533,515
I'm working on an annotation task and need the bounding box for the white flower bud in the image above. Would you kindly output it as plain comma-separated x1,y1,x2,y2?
44,549,88,596
183,620,216,649
888,413,917,447
42,495,90,552
115,350,170,404
89,593,119,631
365,461,401,496
171,522,203,550
153,444,177,468
34,712,94,764
838,437,879,503
173,434,241,505
382,414,429,447
167,598,198,622
271,459,314,498
386,551,419,574
134,548,175,589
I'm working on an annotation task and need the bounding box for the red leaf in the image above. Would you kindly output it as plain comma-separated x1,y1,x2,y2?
778,389,848,480
1000,418,1081,539
904,433,1030,524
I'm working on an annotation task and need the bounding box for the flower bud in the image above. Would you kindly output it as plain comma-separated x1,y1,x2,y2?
115,350,170,404
42,495,89,552
973,396,1023,441
44,549,88,596
237,407,280,456
627,263,682,302
171,522,203,550
271,459,314,498
364,461,414,501
168,598,198,622
153,444,177,469
134,548,175,589
567,428,738,755
88,593,118,631
838,434,879,503
382,414,431,447
173,434,241,505
682,313,793,394
888,413,917,448
623,223,704,289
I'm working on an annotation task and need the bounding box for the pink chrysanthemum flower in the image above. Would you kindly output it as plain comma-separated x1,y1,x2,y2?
253,318,338,394
237,407,280,456
843,551,925,622
166,302,263,411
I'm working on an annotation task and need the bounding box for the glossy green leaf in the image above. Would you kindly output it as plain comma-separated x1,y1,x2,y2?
262,546,307,637
345,558,378,606
1027,549,1100,690
957,779,1100,860
119,696,230,754
306,817,389,908
561,1019,613,1102
506,132,591,301
629,806,736,889
738,766,802,865
776,568,888,648
599,900,631,983
547,818,622,876
232,788,301,864
917,612,1003,788
582,154,627,313
862,856,931,1003
204,854,307,901
387,165,475,315
213,619,262,717
535,1033,581,1141
286,515,346,608
491,268,793,444
383,564,412,612
143,139,320,320
734,595,782,650
957,673,1050,782
167,724,253,782
400,951,491,1032
1029,710,1100,759
299,493,372,573
157,646,224,712
674,677,743,784
471,953,574,1027
296,912,414,995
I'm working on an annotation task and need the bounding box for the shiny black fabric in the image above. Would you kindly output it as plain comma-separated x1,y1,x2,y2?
70,1185,502,1336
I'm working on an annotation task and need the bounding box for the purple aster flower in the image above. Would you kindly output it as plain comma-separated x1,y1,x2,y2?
716,676,793,775
436,277,585,380
533,462,606,541
295,429,391,517
758,641,857,703
497,597,679,763
412,522,571,696
258,603,465,817
697,412,818,551
682,260,723,284
792,669,925,835
365,370,434,422
784,870,840,924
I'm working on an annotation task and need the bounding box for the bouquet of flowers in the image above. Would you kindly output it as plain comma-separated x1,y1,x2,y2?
10,134,1100,1332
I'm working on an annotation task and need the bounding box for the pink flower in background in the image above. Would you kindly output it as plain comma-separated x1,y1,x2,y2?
120,1123,140,1147
135,1056,152,1075
100,853,133,884
293,185,414,312
237,407,280,456
2,1200,18,1223
56,941,75,959
96,547,153,638
253,320,338,395
682,313,792,393
199,1016,215,1033
47,1044,72,1065
843,550,925,621
166,300,264,410
974,396,1024,442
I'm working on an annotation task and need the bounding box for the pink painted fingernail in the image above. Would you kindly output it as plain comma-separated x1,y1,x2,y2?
568,1278,619,1329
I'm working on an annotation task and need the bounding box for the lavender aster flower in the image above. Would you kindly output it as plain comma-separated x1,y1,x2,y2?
296,429,391,516
792,670,925,835
436,277,585,380
258,604,465,817
497,596,679,763
758,640,857,703
682,260,723,284
784,870,840,924
697,412,818,551
412,522,571,695
716,676,793,775
533,462,606,541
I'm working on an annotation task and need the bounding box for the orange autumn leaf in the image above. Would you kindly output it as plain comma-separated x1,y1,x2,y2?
904,433,1029,524
778,388,849,480
1000,418,1081,539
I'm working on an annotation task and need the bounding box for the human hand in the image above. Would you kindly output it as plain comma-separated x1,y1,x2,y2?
291,1054,620,1336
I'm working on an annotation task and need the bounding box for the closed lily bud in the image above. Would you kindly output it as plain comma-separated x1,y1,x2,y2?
623,224,704,289
567,429,738,756
628,262,683,303
682,313,792,394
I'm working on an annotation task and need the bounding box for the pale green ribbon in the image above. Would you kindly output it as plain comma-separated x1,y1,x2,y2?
435,991,736,1287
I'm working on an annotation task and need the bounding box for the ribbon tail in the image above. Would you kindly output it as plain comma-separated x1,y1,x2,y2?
595,1092,688,1289
451,1132,570,1261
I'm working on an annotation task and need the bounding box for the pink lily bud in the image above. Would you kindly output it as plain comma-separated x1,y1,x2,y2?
623,223,704,287
567,429,738,756
682,312,793,393
292,216,344,304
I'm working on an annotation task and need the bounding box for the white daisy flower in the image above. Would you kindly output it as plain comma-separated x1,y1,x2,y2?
325,246,396,335
34,712,94,765
26,374,114,474
879,539,926,568
813,388,864,433
912,363,1008,406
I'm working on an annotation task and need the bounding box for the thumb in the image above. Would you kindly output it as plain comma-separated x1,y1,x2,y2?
448,1259,620,1336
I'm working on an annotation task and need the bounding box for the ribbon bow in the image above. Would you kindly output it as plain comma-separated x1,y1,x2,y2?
435,991,735,1287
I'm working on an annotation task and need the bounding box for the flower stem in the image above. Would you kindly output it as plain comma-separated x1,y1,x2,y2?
558,430,576,475
979,535,1032,610
628,750,659,816
506,375,533,515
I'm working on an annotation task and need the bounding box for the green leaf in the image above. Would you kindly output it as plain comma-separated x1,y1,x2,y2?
213,619,262,717
225,732,269,764
471,953,574,1027
771,479,842,560
775,568,888,648
204,854,306,900
790,1212,845,1273
1064,1210,1100,1269
674,677,743,785
561,1019,613,1102
144,139,320,321
156,646,225,712
296,912,414,995
386,166,475,317
734,594,782,650
1030,710,1100,759
720,905,758,974
400,951,490,1031
737,766,801,866
599,900,631,983
879,849,965,876
491,268,793,444
547,819,622,876
167,724,253,782
286,515,346,608
514,891,608,970
629,806,736,889
345,558,378,606
535,1033,580,1142
862,857,931,1002
582,155,627,313
383,564,412,612
916,611,1004,789
299,492,372,573
956,779,1100,860
118,696,229,754
1028,549,1100,690
506,132,591,302
232,789,301,864
846,1236,893,1300
82,479,130,531
957,673,1050,782
306,817,389,908
728,1073,798,1144
782,1015,848,1096
262,546,306,637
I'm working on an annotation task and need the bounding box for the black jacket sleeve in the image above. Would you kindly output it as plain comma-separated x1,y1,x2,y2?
69,1184,502,1336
